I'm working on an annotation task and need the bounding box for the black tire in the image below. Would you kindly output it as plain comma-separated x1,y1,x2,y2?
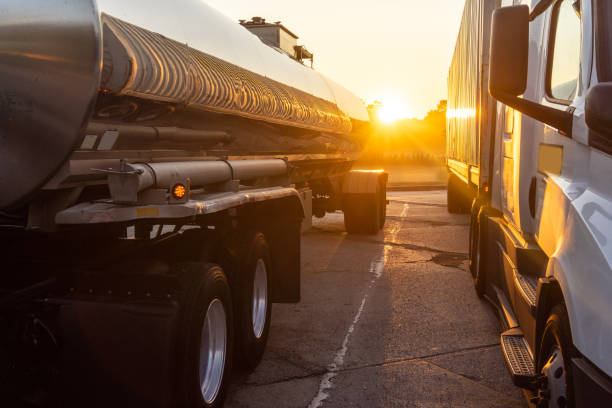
175,263,233,408
344,184,383,235
379,180,387,228
345,196,380,234
469,207,487,298
447,174,469,214
537,304,576,408
343,200,361,234
234,232,272,370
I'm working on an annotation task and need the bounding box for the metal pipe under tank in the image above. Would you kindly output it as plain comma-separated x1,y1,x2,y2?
107,159,289,203
86,123,234,145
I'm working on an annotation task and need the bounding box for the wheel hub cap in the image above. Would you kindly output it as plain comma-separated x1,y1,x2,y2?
252,259,268,339
541,346,567,408
199,298,227,404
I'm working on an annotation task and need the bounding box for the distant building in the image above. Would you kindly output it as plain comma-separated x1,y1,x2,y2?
240,17,313,67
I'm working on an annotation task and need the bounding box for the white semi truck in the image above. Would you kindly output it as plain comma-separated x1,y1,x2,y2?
0,1,386,407
449,0,612,406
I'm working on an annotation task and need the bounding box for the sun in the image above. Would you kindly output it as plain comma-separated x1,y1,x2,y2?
377,99,412,124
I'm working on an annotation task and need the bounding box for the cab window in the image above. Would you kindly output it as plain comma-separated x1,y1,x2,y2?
548,0,581,102
596,0,612,81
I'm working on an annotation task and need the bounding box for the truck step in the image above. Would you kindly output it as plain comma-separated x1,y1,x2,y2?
501,328,537,389
514,273,537,312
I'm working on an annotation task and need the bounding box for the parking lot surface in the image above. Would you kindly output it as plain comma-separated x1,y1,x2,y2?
226,190,527,408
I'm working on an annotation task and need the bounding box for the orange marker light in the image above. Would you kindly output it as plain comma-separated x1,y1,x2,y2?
172,183,187,200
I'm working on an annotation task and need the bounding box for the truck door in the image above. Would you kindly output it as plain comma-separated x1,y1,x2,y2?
500,106,518,226
497,0,584,238
532,0,586,257
494,0,525,230
488,0,588,352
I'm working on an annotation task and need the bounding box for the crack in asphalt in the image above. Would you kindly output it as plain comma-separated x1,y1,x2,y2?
242,369,327,388
382,240,467,257
333,236,469,270
239,343,502,388
423,359,524,401
390,200,449,208
430,252,469,268
384,216,469,227
332,342,502,375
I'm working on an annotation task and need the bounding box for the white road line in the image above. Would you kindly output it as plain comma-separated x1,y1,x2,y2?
307,204,409,408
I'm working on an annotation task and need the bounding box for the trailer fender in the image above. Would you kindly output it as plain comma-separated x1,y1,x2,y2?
219,196,303,304
239,197,303,304
267,215,302,303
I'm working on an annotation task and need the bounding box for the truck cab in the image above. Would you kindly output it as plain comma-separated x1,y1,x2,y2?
471,0,612,405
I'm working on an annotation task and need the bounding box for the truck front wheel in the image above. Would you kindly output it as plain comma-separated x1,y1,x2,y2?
235,232,272,370
176,263,233,408
469,208,487,298
536,304,576,408
447,174,469,214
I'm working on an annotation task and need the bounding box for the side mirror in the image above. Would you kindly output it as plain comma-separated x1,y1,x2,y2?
586,83,612,136
489,5,529,97
489,5,573,136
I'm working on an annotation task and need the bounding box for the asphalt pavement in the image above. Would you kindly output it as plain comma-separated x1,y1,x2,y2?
226,190,527,408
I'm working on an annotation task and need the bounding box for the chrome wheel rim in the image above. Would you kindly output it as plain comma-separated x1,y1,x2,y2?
252,259,268,339
199,298,227,404
541,346,568,407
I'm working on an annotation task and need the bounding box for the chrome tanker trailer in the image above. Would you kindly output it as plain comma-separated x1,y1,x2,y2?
0,1,386,407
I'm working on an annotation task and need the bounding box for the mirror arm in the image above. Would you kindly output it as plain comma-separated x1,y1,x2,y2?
492,91,573,137
529,0,555,21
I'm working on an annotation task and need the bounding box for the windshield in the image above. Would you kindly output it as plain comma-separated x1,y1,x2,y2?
597,0,612,81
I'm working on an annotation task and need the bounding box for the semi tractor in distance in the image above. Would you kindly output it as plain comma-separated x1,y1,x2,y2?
0,1,387,406
448,0,612,406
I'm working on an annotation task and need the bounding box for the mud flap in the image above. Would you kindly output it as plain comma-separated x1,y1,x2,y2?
58,297,179,408
268,215,301,303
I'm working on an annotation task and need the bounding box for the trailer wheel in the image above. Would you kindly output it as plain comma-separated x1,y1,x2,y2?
447,174,469,214
379,179,387,229
235,232,272,370
176,263,233,408
343,201,361,234
344,192,381,235
536,304,576,408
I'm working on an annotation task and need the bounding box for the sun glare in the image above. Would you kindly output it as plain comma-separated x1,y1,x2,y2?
377,99,412,124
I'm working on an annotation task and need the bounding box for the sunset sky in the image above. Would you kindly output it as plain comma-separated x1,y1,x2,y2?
205,0,466,119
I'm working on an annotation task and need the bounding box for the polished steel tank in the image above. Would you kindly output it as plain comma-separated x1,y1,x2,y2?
0,0,369,210
0,0,101,210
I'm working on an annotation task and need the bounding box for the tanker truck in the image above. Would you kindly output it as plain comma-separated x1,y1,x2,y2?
0,1,387,406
